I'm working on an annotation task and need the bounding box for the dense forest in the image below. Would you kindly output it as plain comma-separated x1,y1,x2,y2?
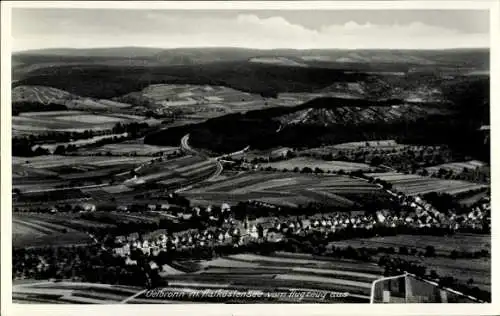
12,62,372,99
12,101,68,115
144,83,490,161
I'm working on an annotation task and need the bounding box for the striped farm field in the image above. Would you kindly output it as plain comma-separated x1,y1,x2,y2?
13,155,155,195
13,253,382,303
13,110,146,134
183,171,389,208
79,142,178,156
262,157,372,172
12,213,117,248
156,252,383,302
13,214,94,248
365,172,489,195
12,282,142,304
123,155,219,189
426,160,487,174
14,155,152,169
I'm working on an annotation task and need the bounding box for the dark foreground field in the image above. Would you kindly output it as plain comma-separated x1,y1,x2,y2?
13,252,384,303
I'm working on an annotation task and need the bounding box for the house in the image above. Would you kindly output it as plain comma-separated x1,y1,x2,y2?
266,232,283,242
81,203,96,212
115,236,126,244
117,205,129,212
113,247,126,257
125,257,137,266
250,225,259,238
221,203,231,212
127,232,140,242
192,207,201,216
376,212,386,223
149,261,159,270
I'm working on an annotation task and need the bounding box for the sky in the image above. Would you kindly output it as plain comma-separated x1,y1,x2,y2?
11,9,490,51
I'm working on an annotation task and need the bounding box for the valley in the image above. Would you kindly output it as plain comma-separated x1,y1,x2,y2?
10,46,491,304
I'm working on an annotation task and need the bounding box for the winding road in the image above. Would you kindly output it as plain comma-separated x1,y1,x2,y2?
175,134,249,192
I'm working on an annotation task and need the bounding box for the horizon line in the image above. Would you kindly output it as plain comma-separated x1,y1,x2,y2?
12,45,491,54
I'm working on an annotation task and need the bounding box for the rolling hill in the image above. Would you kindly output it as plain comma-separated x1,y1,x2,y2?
143,80,489,161
12,47,489,160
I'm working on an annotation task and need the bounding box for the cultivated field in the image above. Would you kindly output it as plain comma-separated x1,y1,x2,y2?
426,160,487,174
332,140,401,150
12,213,102,248
117,84,304,119
182,172,389,208
14,155,152,169
127,155,217,189
12,85,72,105
77,140,178,156
13,111,146,135
34,133,129,153
262,157,372,172
13,155,153,193
13,281,142,304
365,172,488,195
330,234,491,292
12,85,133,110
140,252,384,303
458,191,490,206
329,234,490,258
12,211,174,248
391,254,491,292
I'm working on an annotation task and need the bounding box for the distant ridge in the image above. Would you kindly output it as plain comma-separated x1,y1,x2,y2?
13,47,166,58
14,46,489,58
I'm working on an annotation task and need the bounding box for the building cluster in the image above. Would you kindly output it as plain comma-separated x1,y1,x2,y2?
114,225,244,260
397,194,490,231
268,213,377,236
88,183,490,269
112,191,491,265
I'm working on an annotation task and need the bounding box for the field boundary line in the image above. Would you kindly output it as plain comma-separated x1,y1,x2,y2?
120,288,148,304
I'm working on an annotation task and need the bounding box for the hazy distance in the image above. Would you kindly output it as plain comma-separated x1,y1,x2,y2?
12,9,490,51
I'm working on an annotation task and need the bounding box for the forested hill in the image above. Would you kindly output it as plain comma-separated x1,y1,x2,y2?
12,62,371,99
143,78,489,162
